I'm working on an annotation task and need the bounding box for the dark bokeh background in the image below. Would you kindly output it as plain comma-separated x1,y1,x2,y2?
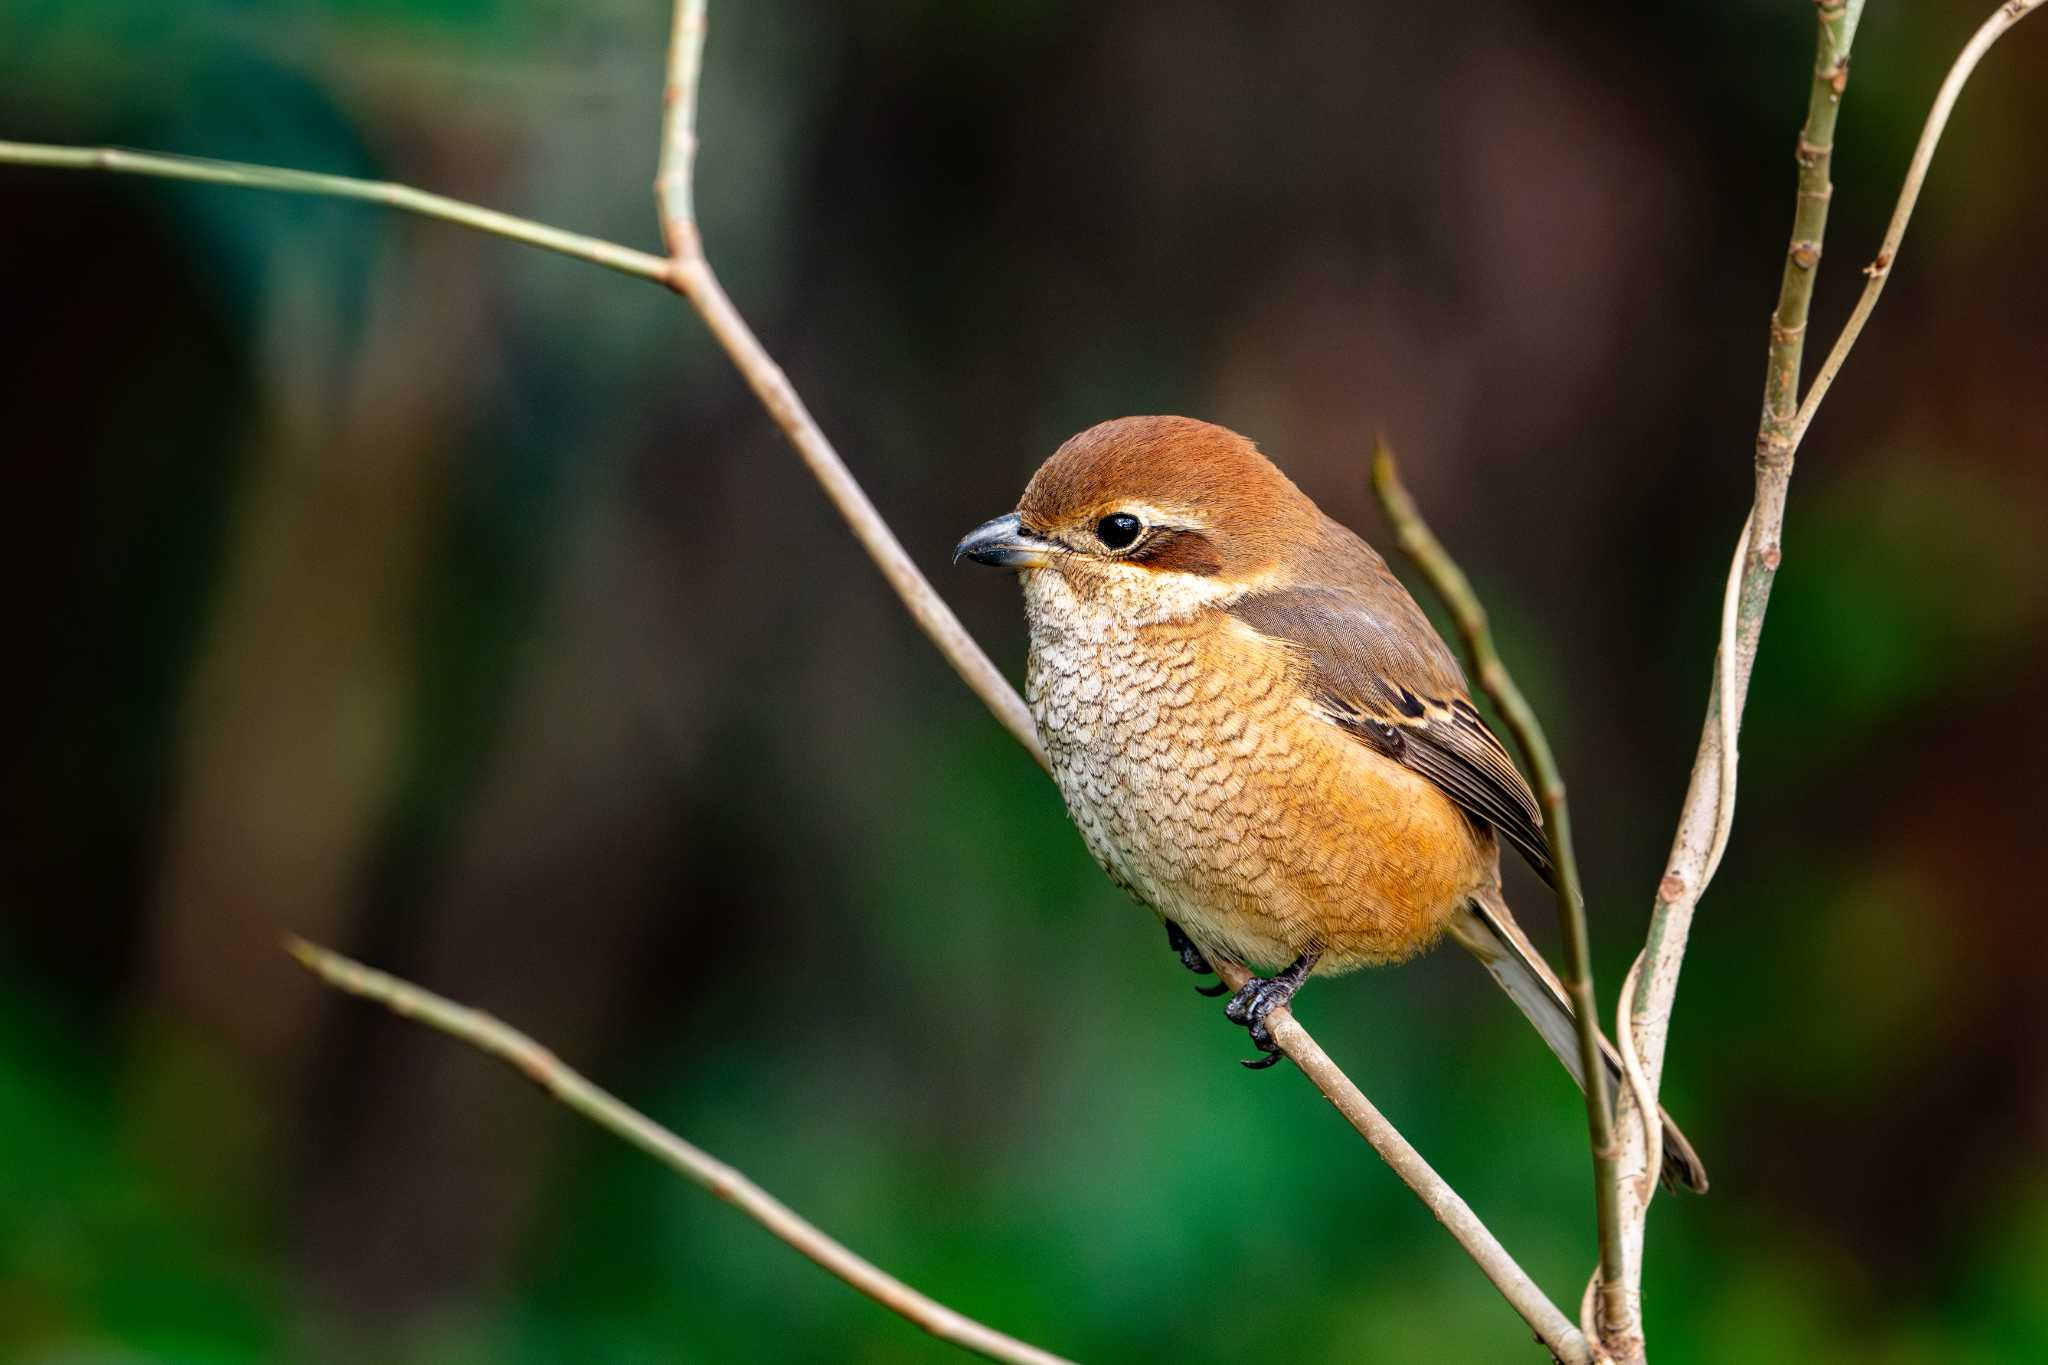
3,2,2045,1361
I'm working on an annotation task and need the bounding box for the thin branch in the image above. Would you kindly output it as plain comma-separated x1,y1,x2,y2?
1615,0,1864,1173
667,254,1047,764
1614,508,1751,1204
0,140,672,282
1605,5,1872,1354
651,0,1046,769
286,939,1077,1365
1367,445,1626,1330
1757,0,1867,449
1611,2,2037,1359
1610,955,1659,1205
1787,0,2043,452
656,0,707,259
1210,961,1589,1365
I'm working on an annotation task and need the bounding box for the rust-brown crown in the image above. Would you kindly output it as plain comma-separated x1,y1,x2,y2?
1017,416,1327,580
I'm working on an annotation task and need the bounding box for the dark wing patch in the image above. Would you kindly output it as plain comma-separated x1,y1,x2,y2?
1230,585,1553,884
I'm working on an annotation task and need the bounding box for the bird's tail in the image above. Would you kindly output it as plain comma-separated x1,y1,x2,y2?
1447,888,1709,1194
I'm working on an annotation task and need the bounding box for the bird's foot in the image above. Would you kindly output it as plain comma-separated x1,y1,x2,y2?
1165,921,1229,996
1222,951,1320,1070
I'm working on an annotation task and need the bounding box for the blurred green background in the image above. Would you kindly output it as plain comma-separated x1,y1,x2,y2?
3,1,2045,1361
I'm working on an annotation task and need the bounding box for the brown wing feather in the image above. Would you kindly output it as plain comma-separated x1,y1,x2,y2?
1228,560,1553,884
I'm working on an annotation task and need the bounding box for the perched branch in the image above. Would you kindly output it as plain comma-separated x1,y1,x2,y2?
640,35,1584,1349
286,939,1076,1365
1610,2,2037,1359
1215,955,1590,1365
1368,445,1625,1329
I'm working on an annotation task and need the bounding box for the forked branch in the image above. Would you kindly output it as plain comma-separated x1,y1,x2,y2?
1609,1,2039,1358
1788,0,2043,452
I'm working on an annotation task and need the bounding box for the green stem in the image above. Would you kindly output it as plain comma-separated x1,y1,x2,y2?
1761,1,1866,441
1786,0,2043,454
1369,446,1624,1334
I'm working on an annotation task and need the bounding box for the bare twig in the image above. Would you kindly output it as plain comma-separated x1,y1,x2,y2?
1368,445,1626,1331
1605,3,1873,1353
651,0,1045,769
1787,0,2044,452
1758,0,1867,452
0,141,673,281
656,0,707,260
1616,508,1749,1210
1610,3,2038,1359
286,939,1077,1365
1610,955,1659,1204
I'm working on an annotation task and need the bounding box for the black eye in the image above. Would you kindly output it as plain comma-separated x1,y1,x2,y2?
1096,512,1143,550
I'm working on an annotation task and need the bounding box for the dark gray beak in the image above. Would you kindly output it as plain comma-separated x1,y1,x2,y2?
954,513,1055,569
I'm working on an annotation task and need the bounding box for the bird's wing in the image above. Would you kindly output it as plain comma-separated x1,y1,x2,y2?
1228,581,1553,883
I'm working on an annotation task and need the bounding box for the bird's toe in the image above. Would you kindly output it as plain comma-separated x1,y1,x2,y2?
1223,978,1291,1067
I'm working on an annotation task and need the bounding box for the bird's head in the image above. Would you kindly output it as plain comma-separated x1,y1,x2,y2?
955,416,1327,625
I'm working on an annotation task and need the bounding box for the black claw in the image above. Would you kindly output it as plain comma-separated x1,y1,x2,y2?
1233,1027,1288,1069
1164,921,1220,983
1194,980,1229,997
1220,950,1320,1072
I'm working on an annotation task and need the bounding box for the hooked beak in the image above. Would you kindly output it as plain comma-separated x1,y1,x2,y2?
954,512,1056,570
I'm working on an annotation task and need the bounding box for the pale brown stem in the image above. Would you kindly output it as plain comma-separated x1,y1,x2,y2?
0,141,672,281
1212,962,1590,1365
286,940,1076,1365
656,0,706,260
1608,3,2041,1359
652,0,1045,769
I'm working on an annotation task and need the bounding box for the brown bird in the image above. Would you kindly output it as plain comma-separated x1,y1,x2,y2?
957,415,1706,1193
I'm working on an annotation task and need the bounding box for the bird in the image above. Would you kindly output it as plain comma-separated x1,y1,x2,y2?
955,414,1707,1193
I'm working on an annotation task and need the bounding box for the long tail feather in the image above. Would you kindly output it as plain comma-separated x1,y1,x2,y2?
1447,889,1709,1194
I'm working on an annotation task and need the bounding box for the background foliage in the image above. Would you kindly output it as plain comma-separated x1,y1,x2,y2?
2,2,2045,1361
